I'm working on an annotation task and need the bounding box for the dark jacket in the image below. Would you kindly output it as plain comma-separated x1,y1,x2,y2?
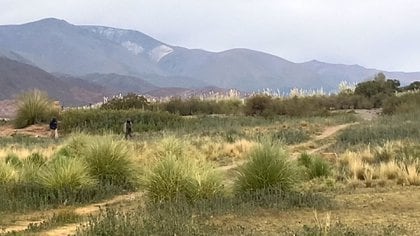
49,118,58,130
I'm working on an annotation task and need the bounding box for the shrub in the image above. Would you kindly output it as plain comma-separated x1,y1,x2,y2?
14,89,58,128
143,155,193,202
234,142,300,193
82,136,137,188
26,152,47,166
61,109,183,133
0,161,18,184
244,95,273,116
37,156,96,192
101,93,150,110
272,129,310,145
153,136,185,158
298,153,331,179
143,155,223,202
5,153,22,167
56,133,90,158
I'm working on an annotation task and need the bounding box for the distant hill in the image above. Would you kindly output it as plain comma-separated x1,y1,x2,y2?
0,57,106,106
0,18,419,93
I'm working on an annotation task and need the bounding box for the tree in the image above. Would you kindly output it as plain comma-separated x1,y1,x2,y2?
101,93,150,110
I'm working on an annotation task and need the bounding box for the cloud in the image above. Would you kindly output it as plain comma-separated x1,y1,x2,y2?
1,0,420,71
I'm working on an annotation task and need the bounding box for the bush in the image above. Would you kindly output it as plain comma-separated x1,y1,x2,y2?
298,153,332,179
101,93,150,110
14,89,58,128
244,95,273,116
143,154,223,202
82,136,137,189
5,153,22,167
26,152,47,166
37,156,96,192
61,109,183,133
234,142,300,193
0,161,18,184
56,133,90,158
272,129,310,145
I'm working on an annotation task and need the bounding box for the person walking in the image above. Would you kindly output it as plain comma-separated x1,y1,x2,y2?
124,118,133,139
49,117,58,139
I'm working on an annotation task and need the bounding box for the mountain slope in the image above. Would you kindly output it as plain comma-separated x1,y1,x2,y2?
0,57,106,105
0,18,419,92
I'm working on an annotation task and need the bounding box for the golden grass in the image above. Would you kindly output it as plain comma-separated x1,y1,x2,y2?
403,163,420,186
378,160,401,180
0,146,57,161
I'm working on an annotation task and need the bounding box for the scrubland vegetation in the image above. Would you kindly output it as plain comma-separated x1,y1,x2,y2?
1,75,419,235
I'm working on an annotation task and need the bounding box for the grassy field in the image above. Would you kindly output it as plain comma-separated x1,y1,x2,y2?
0,106,419,235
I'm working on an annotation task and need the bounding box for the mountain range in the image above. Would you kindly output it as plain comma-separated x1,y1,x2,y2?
0,18,419,105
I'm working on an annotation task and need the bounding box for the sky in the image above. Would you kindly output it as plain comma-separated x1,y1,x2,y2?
1,0,420,72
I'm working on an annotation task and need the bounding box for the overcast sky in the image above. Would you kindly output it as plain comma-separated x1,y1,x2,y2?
1,0,420,72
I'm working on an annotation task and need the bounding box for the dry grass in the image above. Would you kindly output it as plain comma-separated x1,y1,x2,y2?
403,163,420,186
0,147,56,161
378,160,401,180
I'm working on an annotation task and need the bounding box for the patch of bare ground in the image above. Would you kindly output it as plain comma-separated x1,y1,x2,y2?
0,124,52,138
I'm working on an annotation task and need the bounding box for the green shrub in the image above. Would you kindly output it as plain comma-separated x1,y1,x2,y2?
56,133,90,158
143,155,193,202
37,156,96,192
298,153,332,179
61,109,183,133
272,129,310,145
0,161,18,184
5,153,22,167
234,142,300,193
26,152,47,166
82,136,137,188
14,89,58,128
154,136,185,158
143,155,223,202
101,93,150,110
244,95,273,116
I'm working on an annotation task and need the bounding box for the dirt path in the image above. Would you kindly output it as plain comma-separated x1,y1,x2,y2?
0,192,141,235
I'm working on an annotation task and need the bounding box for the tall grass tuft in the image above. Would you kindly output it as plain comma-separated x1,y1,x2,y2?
82,136,137,189
14,89,57,128
143,154,224,202
0,161,18,184
298,153,332,179
143,155,192,202
37,156,96,192
56,133,91,158
234,142,300,193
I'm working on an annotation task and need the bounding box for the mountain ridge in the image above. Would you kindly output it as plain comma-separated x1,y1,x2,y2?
0,18,419,94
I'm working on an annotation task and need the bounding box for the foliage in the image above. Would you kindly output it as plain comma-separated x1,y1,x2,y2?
61,109,183,133
37,156,96,193
101,93,150,110
5,153,22,167
272,128,311,145
244,94,273,116
298,153,332,179
382,91,420,115
354,73,399,107
234,141,300,193
81,136,137,189
56,133,90,158
336,110,420,148
142,154,223,202
163,97,243,116
14,89,59,128
0,161,17,184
